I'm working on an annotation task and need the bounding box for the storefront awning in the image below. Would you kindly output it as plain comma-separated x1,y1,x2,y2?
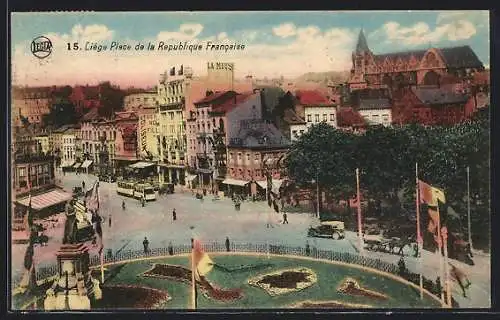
256,181,268,189
129,161,155,169
197,168,213,174
81,160,93,168
256,179,283,193
17,189,72,210
73,163,82,169
186,174,198,182
223,178,250,187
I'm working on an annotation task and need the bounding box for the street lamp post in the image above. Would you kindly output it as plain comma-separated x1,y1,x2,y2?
311,169,320,219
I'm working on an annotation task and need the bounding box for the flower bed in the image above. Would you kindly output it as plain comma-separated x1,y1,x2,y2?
337,277,388,300
93,285,171,309
248,267,317,296
141,263,243,302
290,300,372,308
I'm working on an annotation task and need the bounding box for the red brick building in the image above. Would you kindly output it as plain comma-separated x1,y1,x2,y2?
349,29,485,91
392,86,469,125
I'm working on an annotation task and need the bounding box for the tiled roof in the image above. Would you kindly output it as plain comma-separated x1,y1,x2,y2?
211,93,255,113
229,120,291,149
295,90,331,105
374,46,483,69
194,91,235,105
359,98,391,110
337,108,366,127
81,108,100,122
412,87,469,105
375,49,428,63
438,46,483,69
283,109,306,125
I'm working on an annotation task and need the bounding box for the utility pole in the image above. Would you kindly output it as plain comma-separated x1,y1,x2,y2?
467,166,473,250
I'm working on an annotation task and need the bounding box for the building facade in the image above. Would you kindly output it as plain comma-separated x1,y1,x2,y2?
138,105,160,160
114,111,139,174
12,87,53,126
11,125,71,232
392,86,469,125
295,90,338,136
349,88,392,126
79,109,118,173
61,127,79,168
123,91,158,112
226,119,290,197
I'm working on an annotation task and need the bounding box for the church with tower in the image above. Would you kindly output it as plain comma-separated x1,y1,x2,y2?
348,29,485,91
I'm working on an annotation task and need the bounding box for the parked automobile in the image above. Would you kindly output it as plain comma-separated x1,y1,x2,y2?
308,220,345,240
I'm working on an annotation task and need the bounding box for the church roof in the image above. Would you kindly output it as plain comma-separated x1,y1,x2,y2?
372,45,483,69
356,29,370,53
438,46,483,69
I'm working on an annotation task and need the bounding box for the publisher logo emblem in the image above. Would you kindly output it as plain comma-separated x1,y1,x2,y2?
31,36,52,59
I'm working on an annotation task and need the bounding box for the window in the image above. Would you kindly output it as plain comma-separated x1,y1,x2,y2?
307,115,312,122
330,114,335,121
247,154,250,161
255,153,260,161
292,130,297,136
229,153,234,161
300,130,304,134
315,114,320,122
238,153,242,160
323,114,327,122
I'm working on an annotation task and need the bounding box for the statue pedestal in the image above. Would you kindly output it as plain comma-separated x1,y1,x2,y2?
44,243,102,310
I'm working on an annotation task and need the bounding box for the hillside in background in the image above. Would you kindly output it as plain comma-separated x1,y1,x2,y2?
294,71,350,85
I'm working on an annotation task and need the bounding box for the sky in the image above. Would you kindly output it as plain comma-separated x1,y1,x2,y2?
11,11,490,88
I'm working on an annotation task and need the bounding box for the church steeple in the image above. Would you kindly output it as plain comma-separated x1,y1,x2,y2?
355,29,370,53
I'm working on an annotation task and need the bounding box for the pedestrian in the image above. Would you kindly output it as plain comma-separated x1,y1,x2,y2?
143,237,150,254
225,237,230,252
282,212,289,224
108,214,112,228
172,209,177,221
449,263,472,298
191,238,194,249
82,181,85,190
141,196,145,207
435,276,442,296
168,241,174,256
398,256,407,276
305,241,311,256
467,243,474,258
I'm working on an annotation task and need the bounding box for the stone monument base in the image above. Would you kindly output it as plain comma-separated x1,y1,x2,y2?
44,243,102,310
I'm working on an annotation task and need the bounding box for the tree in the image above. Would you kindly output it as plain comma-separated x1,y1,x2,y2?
98,82,125,118
285,122,357,212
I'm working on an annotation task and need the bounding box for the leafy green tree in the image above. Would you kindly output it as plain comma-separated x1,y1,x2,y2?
98,81,125,118
285,122,357,212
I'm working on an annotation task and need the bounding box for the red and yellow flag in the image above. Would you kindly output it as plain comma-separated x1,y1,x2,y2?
192,240,214,279
418,180,446,206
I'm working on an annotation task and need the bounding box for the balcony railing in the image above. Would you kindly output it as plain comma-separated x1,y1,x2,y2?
196,152,209,159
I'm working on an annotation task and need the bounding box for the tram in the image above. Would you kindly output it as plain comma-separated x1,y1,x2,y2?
116,180,136,197
134,183,156,201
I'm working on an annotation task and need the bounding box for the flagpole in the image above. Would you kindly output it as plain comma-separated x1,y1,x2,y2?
191,241,197,310
356,168,364,253
415,163,423,300
436,206,445,306
466,166,473,251
442,227,452,307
